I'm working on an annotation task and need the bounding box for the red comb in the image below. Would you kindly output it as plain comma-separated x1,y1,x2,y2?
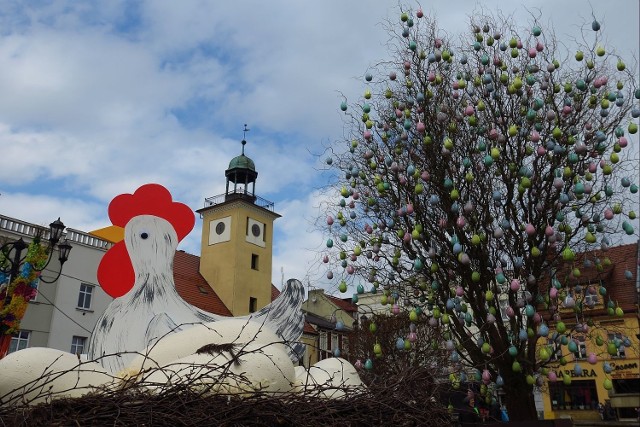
108,183,195,241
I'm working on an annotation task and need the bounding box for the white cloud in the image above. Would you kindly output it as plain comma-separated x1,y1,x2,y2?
0,191,106,233
0,0,637,299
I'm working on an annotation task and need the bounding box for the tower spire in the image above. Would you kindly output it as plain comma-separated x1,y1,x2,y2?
242,124,250,155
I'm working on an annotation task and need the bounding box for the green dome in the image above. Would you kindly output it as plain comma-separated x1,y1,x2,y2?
228,154,255,171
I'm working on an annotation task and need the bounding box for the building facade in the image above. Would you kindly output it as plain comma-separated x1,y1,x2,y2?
1,214,114,356
539,243,640,422
301,289,358,366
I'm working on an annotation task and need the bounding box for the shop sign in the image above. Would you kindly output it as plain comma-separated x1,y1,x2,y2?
610,361,638,379
555,368,597,378
610,361,637,371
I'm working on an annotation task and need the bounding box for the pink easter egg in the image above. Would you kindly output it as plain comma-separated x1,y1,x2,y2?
531,131,540,142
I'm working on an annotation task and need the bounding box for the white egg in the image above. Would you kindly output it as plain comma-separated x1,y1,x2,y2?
140,341,294,395
125,319,282,375
0,347,113,406
295,357,364,398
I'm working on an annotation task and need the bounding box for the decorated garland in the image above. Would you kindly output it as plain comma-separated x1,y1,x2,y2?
0,238,48,335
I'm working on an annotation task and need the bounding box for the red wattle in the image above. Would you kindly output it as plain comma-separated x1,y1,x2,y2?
97,241,135,298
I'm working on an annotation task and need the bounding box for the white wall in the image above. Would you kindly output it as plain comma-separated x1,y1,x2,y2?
46,229,113,353
1,216,113,355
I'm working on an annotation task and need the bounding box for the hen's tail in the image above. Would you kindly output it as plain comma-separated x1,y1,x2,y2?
248,278,305,362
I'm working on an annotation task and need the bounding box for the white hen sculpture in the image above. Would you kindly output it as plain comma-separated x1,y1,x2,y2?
88,184,304,374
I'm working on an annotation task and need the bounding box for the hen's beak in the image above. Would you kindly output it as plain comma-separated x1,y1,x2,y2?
89,225,125,244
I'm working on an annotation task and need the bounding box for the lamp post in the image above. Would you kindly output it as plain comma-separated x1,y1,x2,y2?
0,218,72,356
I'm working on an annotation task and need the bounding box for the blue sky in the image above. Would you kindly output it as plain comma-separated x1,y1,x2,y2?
0,0,638,292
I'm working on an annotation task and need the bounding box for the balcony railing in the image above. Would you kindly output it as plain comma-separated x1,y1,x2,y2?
65,229,112,249
0,214,111,250
204,190,275,212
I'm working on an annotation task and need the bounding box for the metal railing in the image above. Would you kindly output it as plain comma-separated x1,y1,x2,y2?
204,190,275,212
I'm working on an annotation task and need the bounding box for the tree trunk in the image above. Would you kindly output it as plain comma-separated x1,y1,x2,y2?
502,373,539,421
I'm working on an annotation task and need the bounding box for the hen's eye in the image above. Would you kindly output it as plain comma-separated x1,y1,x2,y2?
140,232,149,239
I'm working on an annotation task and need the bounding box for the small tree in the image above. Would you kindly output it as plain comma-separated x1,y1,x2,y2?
320,5,638,421
351,312,448,381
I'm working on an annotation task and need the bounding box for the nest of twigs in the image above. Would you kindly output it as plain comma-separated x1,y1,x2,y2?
0,366,452,427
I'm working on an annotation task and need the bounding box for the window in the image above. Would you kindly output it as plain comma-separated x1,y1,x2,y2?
607,333,626,358
331,333,339,352
584,293,599,306
319,331,330,360
249,297,257,313
70,336,87,355
77,284,93,310
341,336,350,355
251,254,259,270
547,338,561,361
319,331,328,351
549,379,599,410
572,335,587,360
8,330,30,353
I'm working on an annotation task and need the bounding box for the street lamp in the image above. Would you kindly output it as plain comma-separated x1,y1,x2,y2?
0,218,72,357
0,218,72,285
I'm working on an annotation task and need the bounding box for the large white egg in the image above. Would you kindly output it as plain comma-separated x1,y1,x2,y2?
140,341,295,395
294,357,364,398
125,319,282,375
0,347,113,406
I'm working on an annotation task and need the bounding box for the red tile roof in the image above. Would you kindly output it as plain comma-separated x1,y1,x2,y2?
597,243,638,312
303,321,317,334
550,243,638,312
326,294,358,313
173,250,232,316
271,284,280,301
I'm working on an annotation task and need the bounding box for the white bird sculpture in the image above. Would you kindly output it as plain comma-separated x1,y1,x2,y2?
88,184,304,374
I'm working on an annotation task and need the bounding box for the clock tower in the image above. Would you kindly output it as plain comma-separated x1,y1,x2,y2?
197,138,280,316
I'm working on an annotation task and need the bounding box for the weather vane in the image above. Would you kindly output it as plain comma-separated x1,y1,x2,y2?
241,124,250,155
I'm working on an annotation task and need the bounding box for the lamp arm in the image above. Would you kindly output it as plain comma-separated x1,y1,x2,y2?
31,244,57,274
38,267,64,284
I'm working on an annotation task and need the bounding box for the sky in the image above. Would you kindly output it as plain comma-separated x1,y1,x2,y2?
0,0,638,294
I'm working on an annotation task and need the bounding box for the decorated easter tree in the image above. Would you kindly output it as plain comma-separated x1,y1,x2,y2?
321,6,638,421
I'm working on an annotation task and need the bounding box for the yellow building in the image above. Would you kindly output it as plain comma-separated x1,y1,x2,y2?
540,243,640,422
301,289,358,366
196,139,280,316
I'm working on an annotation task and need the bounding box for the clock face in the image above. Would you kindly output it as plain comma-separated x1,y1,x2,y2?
215,221,226,235
251,223,261,237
